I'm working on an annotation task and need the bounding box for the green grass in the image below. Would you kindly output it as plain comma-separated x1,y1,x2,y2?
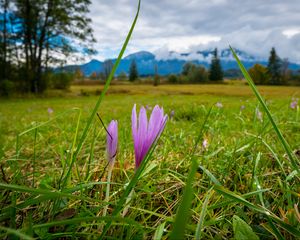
0,83,300,239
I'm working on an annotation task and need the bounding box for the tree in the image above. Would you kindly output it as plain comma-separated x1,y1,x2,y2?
182,62,194,76
248,64,270,85
182,62,208,83
102,59,113,81
209,48,223,81
187,65,208,83
74,68,84,81
12,0,95,93
281,58,290,84
117,71,127,81
153,64,160,86
0,0,10,81
168,74,178,84
129,59,138,81
267,47,282,85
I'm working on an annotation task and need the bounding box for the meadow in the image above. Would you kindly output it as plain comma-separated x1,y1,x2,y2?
0,83,300,239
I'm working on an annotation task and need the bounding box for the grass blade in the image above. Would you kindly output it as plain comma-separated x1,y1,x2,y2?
195,188,213,240
199,165,221,186
0,226,34,240
169,156,198,240
214,185,300,238
0,183,98,203
169,108,212,240
61,0,142,188
230,46,299,172
153,221,166,240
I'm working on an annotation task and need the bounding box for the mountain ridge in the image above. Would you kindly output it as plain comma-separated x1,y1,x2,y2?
63,48,300,76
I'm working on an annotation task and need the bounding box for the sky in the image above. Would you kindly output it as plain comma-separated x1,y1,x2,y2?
88,0,300,63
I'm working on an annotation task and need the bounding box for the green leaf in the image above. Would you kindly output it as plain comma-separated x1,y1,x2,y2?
233,215,259,240
195,188,213,240
153,222,166,240
169,156,198,240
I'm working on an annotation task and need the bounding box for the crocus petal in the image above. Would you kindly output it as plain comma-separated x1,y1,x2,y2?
107,120,118,164
131,104,168,169
147,105,163,147
136,106,148,167
132,104,137,140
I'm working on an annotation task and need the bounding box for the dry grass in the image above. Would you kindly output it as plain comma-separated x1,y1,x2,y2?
69,83,300,98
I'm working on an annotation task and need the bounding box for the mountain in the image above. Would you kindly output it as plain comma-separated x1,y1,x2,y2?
63,48,300,77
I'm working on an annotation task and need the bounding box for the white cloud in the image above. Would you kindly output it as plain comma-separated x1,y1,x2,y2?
87,0,300,63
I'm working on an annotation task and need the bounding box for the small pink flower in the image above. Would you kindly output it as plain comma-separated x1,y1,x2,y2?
290,98,298,109
202,139,208,150
256,108,263,122
216,102,223,108
170,110,175,119
47,108,54,114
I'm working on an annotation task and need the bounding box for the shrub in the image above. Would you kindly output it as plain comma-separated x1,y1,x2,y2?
50,72,74,89
248,64,270,85
188,65,208,83
0,80,15,96
153,74,160,86
168,74,178,83
118,71,127,81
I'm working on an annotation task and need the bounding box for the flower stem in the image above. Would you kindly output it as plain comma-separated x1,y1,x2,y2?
103,163,114,217
122,189,134,217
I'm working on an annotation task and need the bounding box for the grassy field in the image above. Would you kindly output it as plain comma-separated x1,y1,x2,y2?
0,84,300,239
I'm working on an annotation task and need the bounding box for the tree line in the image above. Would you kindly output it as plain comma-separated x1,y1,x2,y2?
122,48,224,85
123,47,300,85
0,0,94,95
249,47,300,85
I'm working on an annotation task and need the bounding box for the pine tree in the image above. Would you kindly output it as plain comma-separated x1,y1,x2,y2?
129,60,138,81
209,48,223,81
267,47,282,85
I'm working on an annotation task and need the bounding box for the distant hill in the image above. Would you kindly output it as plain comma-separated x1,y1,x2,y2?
62,48,300,77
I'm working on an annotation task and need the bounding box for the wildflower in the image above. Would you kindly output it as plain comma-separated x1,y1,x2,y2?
145,105,152,110
240,105,245,111
106,120,118,165
290,98,298,109
170,110,175,119
47,107,54,114
202,139,208,150
256,108,263,122
103,120,118,217
132,104,168,169
216,102,223,108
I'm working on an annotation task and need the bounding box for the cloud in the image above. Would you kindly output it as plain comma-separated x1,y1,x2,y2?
88,0,300,63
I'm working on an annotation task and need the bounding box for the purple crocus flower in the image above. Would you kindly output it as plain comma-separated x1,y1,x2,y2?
106,120,118,165
47,107,54,114
290,98,298,109
132,104,168,169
